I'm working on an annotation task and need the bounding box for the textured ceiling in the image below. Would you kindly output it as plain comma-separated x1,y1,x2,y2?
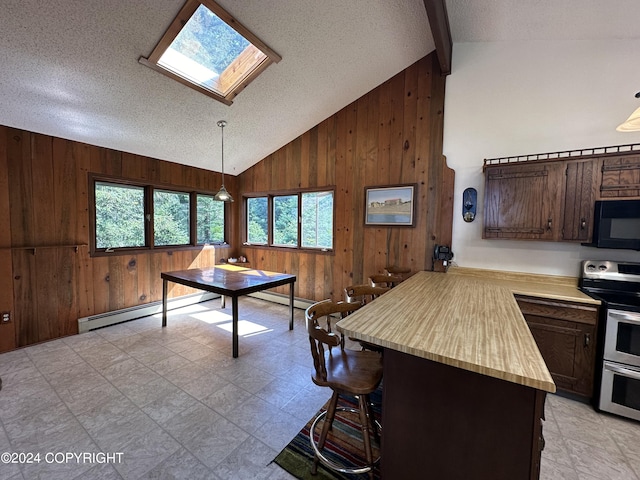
0,0,433,175
4,1,639,177
447,0,640,42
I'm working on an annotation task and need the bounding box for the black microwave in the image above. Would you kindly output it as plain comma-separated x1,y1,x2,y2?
586,200,640,250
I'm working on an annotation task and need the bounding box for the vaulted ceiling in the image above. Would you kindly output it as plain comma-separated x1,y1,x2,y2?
2,1,639,176
0,0,434,175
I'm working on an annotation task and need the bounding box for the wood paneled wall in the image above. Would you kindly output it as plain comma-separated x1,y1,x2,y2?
0,128,237,352
236,53,454,301
0,51,453,353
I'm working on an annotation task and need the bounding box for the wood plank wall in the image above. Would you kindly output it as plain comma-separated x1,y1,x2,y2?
0,51,453,353
235,53,454,302
0,128,237,352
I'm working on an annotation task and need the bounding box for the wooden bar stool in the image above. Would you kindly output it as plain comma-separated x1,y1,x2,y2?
343,285,388,352
384,265,411,277
369,273,404,288
305,300,383,479
344,284,389,305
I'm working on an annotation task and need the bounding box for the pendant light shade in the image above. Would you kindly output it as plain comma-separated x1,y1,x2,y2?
617,106,640,132
617,92,640,132
214,120,234,202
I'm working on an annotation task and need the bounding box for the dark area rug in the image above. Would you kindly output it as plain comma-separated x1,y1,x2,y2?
273,386,382,480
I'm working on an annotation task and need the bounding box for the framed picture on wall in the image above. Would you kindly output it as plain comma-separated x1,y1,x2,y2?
364,184,417,227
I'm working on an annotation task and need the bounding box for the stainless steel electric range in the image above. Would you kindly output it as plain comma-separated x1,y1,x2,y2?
579,260,640,421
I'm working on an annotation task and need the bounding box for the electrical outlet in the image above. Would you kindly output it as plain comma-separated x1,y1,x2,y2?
1,311,10,323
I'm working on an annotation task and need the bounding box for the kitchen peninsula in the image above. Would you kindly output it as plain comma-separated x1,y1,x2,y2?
336,271,556,480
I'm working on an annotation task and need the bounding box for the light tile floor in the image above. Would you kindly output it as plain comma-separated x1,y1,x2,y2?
0,297,638,480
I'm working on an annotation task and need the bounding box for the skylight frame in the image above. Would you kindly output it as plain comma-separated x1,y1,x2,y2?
140,0,281,105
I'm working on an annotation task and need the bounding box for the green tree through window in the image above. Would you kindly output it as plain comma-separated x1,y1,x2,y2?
154,190,190,246
247,197,268,244
197,194,225,244
245,190,334,250
95,182,145,249
273,195,298,246
302,191,333,249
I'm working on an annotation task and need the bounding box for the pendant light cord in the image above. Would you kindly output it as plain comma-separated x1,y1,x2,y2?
217,120,226,186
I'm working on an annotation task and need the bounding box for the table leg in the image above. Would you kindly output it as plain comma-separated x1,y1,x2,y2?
162,279,168,327
232,296,239,358
289,281,294,330
221,295,226,309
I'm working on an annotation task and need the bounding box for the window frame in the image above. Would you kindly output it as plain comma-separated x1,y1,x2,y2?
139,0,281,106
242,187,336,253
88,174,228,257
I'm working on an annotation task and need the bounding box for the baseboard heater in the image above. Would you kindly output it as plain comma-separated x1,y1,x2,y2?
78,292,217,333
78,291,314,333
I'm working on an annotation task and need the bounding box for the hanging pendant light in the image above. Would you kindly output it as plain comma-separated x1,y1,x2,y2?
616,92,640,132
214,120,234,202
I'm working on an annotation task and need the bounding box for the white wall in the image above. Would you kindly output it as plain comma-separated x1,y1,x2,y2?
443,40,640,277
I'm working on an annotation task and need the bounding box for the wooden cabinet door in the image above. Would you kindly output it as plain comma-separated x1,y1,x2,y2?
599,155,640,199
516,296,598,398
525,317,595,397
563,160,597,241
484,163,564,240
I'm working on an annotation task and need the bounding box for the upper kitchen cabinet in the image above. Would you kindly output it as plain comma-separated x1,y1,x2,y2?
484,162,564,240
563,160,598,242
599,154,640,199
484,144,640,244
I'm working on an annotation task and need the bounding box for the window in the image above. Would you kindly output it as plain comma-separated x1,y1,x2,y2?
302,191,334,249
273,195,298,247
197,194,225,244
140,0,281,105
154,190,190,246
247,197,268,244
90,176,227,255
244,189,334,251
95,182,146,249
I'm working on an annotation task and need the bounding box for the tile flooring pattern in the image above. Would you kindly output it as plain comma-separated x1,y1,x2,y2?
0,297,638,479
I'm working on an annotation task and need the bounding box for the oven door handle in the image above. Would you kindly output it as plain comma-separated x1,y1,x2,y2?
605,362,640,381
609,311,640,326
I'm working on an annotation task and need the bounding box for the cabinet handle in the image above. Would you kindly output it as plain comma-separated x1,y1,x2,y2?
580,218,587,230
584,333,591,347
547,218,552,230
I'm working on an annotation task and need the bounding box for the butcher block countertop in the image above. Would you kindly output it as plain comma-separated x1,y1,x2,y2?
336,271,557,393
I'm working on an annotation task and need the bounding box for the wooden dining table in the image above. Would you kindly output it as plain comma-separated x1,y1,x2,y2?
161,264,296,357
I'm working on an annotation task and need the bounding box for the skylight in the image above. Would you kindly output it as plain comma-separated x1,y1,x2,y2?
140,0,281,105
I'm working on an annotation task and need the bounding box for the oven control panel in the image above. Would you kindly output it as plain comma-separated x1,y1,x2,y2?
582,260,640,282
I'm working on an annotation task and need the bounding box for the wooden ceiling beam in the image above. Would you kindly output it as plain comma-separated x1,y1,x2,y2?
423,0,452,76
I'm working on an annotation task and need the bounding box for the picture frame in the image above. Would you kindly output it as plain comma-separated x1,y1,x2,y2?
364,184,417,227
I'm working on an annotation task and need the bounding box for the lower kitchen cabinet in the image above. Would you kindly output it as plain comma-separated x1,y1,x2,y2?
516,295,599,398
